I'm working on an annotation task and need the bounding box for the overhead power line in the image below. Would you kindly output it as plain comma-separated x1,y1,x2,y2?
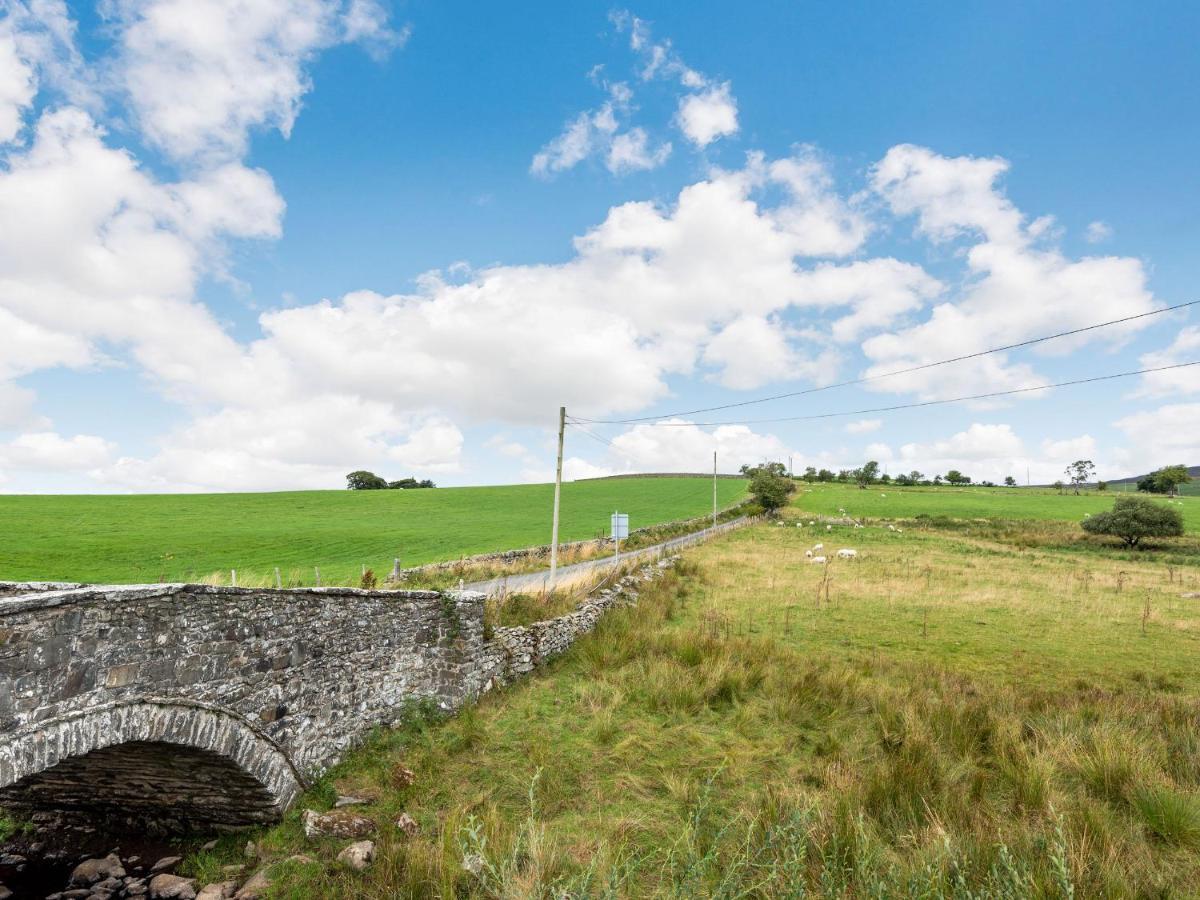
568,360,1200,428
570,299,1200,425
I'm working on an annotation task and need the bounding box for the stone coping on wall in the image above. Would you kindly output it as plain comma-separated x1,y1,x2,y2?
0,581,463,616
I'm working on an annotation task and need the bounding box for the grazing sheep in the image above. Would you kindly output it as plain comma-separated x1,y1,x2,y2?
826,524,832,531
837,548,857,559
805,550,813,558
887,524,895,531
812,543,824,551
810,555,827,564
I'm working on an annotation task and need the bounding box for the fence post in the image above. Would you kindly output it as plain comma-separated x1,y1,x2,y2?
274,567,281,589
231,569,237,587
314,567,321,588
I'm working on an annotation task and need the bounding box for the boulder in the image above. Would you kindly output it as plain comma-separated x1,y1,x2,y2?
151,856,184,874
394,813,419,837
232,869,271,900
148,873,197,899
234,858,314,900
196,882,238,900
70,855,126,886
336,840,375,871
301,809,376,840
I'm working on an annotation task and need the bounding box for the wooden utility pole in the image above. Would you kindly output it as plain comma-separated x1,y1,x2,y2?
550,406,566,586
713,450,718,528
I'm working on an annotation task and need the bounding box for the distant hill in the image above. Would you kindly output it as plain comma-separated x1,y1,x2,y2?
1105,465,1200,486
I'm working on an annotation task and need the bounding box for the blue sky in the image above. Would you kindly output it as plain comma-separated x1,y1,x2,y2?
0,0,1197,492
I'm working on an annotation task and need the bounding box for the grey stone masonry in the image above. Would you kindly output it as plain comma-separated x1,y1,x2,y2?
0,555,680,832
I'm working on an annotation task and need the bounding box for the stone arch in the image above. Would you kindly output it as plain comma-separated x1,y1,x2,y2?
0,699,305,831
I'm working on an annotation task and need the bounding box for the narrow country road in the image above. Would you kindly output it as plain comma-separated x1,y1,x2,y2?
461,516,751,596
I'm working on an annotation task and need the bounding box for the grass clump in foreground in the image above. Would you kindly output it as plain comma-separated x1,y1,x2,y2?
189,525,1200,898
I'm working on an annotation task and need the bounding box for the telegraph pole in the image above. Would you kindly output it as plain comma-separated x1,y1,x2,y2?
712,450,718,528
550,406,566,586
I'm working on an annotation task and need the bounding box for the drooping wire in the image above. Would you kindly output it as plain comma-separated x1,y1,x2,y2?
570,300,1200,425
569,360,1200,428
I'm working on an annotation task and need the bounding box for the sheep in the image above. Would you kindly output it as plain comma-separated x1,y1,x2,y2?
837,548,857,559
810,555,827,564
811,543,824,552
805,549,813,558
887,524,896,531
826,524,832,531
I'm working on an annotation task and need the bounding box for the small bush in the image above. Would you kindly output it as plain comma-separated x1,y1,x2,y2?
1133,784,1200,846
1081,496,1184,547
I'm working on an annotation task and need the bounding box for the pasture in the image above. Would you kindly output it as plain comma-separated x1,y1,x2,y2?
0,477,746,585
178,481,1200,897
794,481,1200,532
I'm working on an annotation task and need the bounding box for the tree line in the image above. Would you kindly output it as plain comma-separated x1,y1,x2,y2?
346,471,436,490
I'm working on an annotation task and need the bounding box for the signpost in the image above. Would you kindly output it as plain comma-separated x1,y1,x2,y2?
611,511,629,564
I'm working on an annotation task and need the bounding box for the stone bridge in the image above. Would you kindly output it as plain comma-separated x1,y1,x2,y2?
0,560,677,835
0,580,500,834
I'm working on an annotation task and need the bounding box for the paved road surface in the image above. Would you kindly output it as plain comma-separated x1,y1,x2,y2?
461,516,751,597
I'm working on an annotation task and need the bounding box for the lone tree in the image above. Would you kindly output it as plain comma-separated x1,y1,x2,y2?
1065,459,1096,494
854,460,881,489
1081,496,1184,547
945,470,971,486
1004,476,1017,487
1138,464,1193,497
748,463,796,513
347,470,388,490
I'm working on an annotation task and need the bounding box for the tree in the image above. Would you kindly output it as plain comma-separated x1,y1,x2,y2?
817,468,835,483
388,477,436,489
1065,459,1096,494
836,469,852,483
1004,476,1017,487
1081,496,1184,547
802,466,817,483
1139,464,1192,496
854,460,881,489
347,470,388,490
749,465,796,513
945,470,969,486
879,473,892,484
933,474,943,486
1053,480,1065,494
909,471,924,485
1097,480,1108,492
741,462,788,479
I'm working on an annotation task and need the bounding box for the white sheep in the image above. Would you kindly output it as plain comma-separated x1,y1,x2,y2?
805,549,813,558
810,555,827,564
812,543,824,552
837,548,857,559
887,524,895,531
826,524,832,531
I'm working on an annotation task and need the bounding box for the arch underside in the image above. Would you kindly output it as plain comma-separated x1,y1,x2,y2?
0,701,304,834
0,741,281,833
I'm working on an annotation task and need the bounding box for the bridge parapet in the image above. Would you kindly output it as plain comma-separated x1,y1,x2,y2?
0,582,485,829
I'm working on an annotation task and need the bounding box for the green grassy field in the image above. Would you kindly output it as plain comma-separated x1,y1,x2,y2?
0,478,746,585
171,480,1200,897
793,481,1200,532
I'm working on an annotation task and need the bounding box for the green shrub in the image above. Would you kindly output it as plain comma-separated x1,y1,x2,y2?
1081,496,1184,547
1133,784,1200,846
